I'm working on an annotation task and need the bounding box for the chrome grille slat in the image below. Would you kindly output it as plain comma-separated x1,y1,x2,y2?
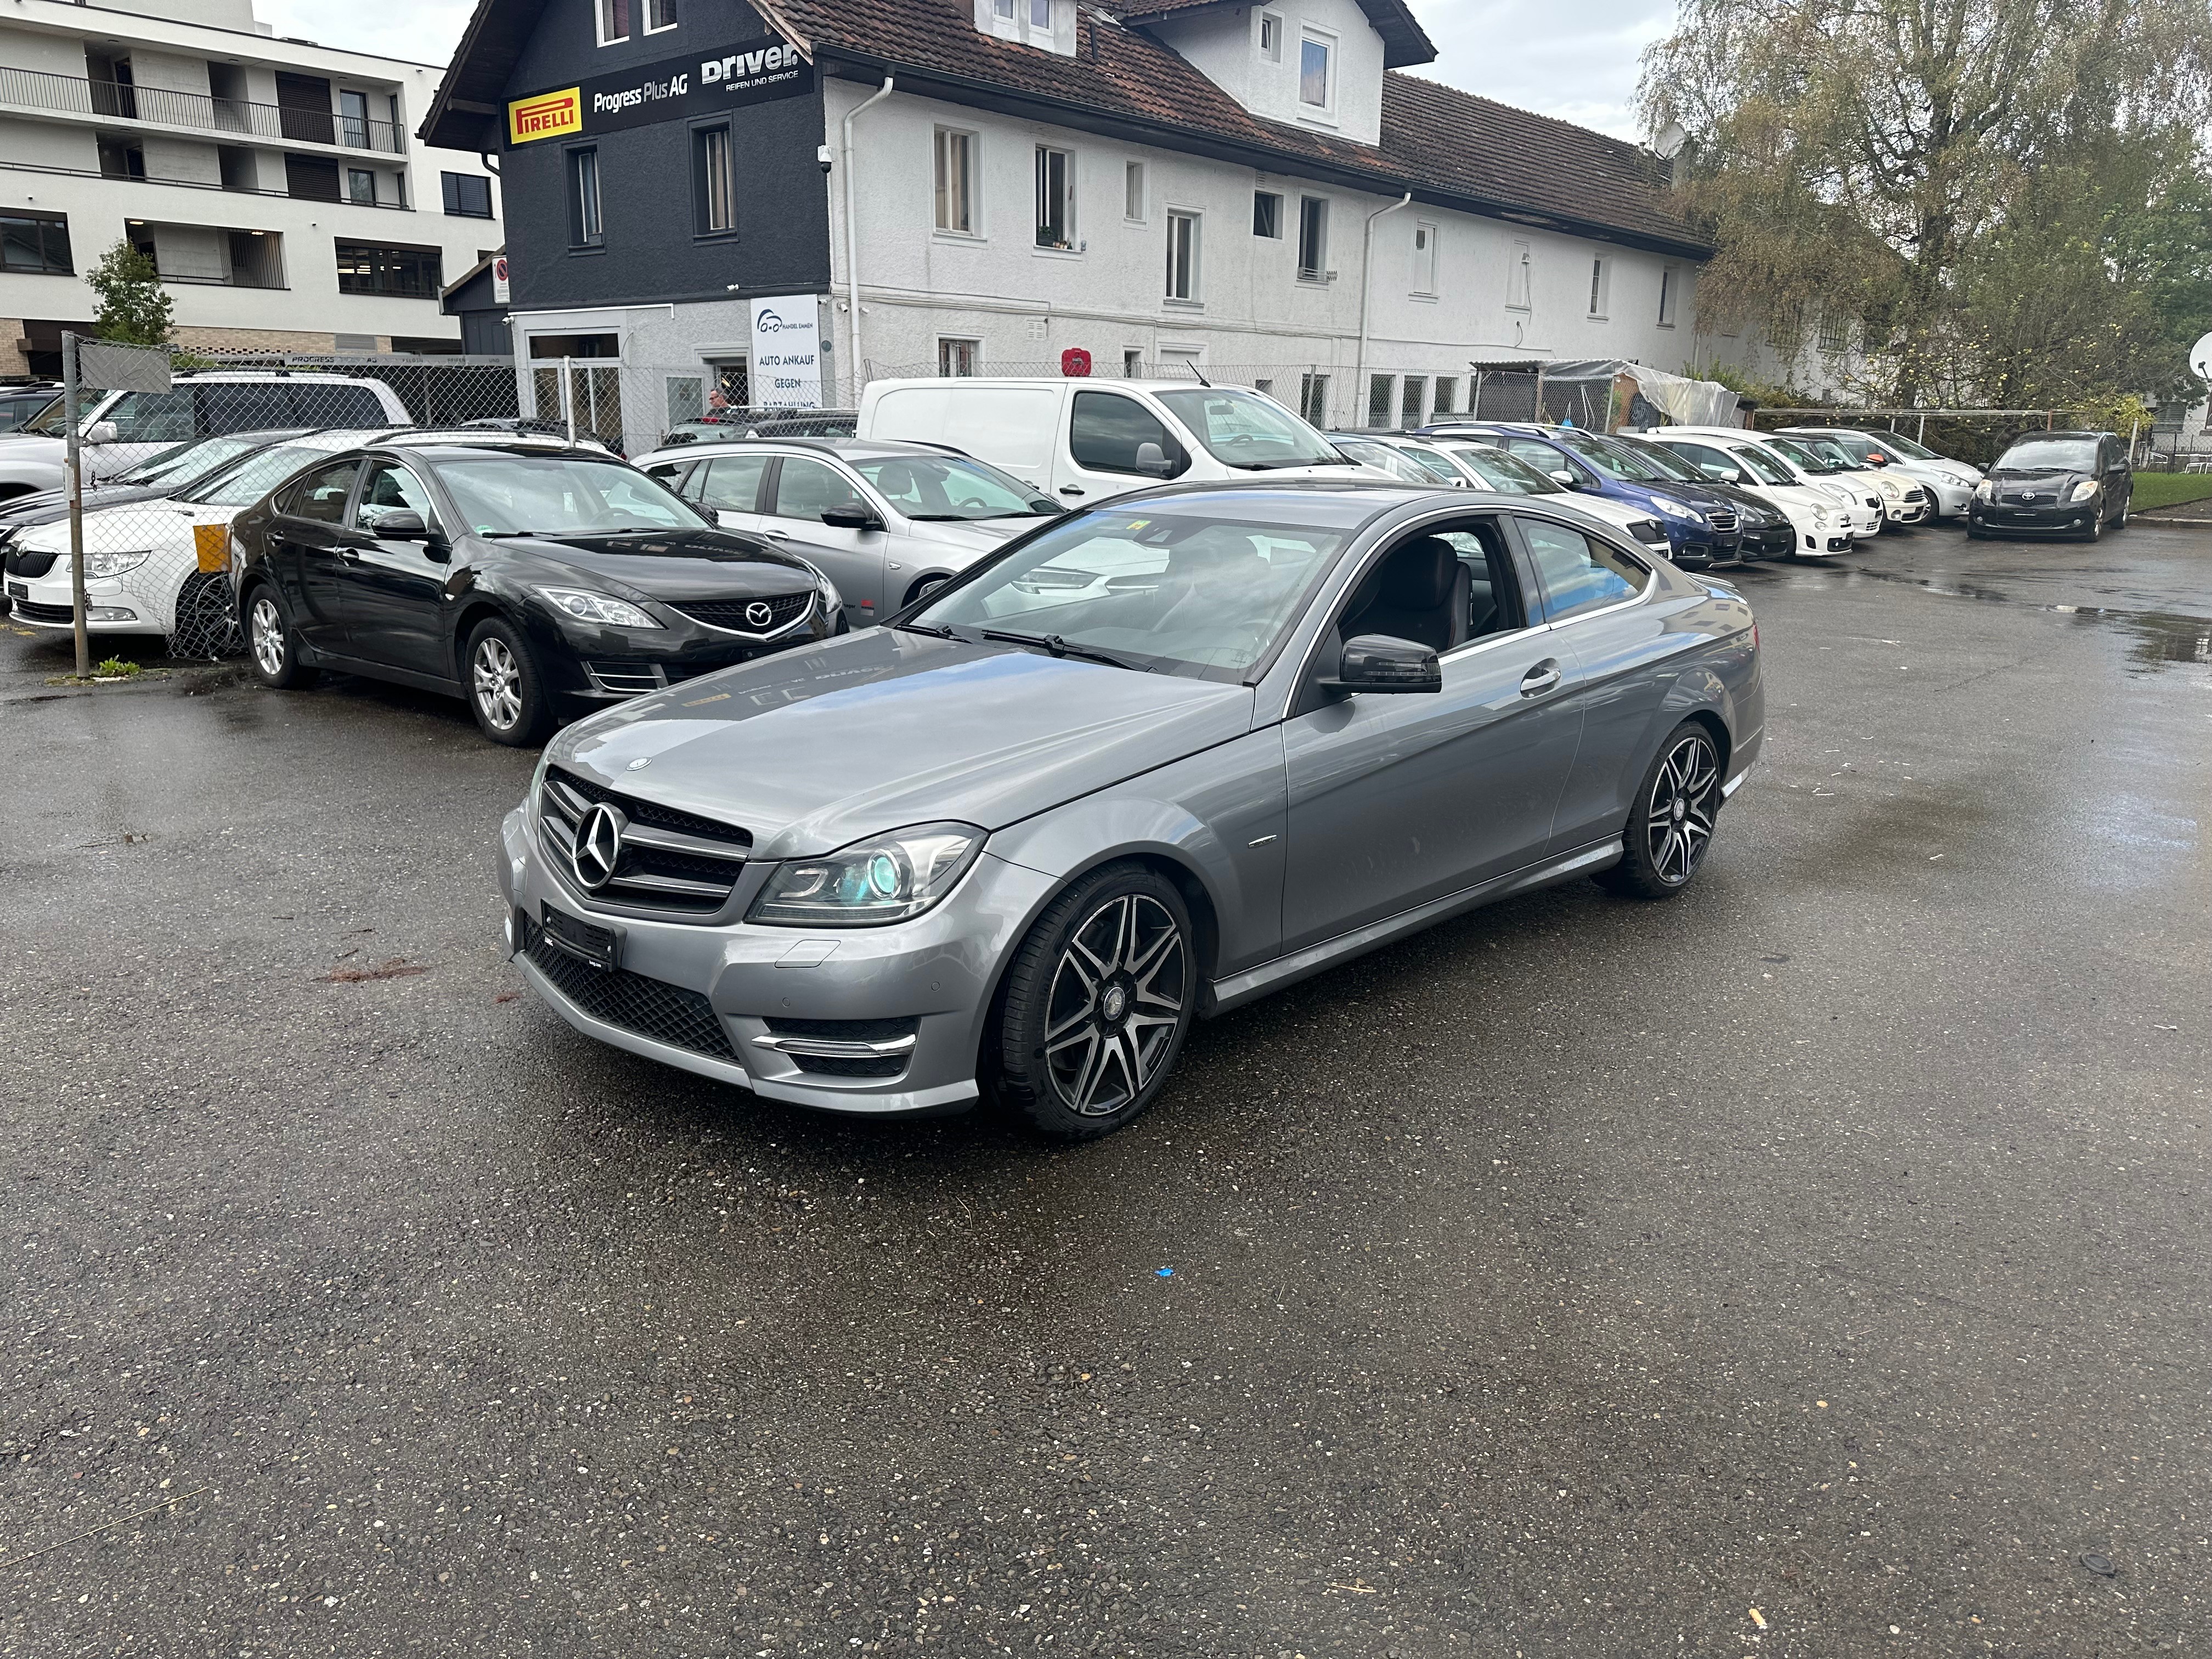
607,871,733,898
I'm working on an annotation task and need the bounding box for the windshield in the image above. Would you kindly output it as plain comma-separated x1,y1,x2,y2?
1555,430,1669,483
913,501,1352,682
1725,443,1797,487
1802,437,1861,469
1997,436,2100,472
1334,439,1438,483
179,444,331,507
117,434,267,487
1764,436,1840,475
1605,435,1708,485
22,394,83,437
1153,388,1346,470
850,454,1057,521
436,455,708,535
1437,443,1565,495
1873,430,1942,460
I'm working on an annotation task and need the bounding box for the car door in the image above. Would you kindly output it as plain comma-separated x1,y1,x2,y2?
1279,516,1584,953
684,452,772,538
760,453,883,619
1055,390,1191,507
1510,515,1696,855
337,458,455,679
2102,438,2131,521
270,459,363,651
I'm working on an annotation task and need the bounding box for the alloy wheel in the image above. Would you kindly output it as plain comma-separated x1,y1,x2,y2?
1042,893,1188,1116
473,636,523,731
250,596,286,677
1646,731,1720,886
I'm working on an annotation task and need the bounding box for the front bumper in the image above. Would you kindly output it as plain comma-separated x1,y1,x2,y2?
1884,498,1930,525
5,571,154,633
1969,502,2101,534
496,805,1054,1115
531,596,844,721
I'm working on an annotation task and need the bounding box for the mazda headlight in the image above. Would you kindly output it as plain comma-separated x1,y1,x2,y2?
84,548,150,577
796,558,843,612
1973,480,1993,501
748,822,985,927
1647,494,1701,521
540,588,662,628
2068,479,2099,503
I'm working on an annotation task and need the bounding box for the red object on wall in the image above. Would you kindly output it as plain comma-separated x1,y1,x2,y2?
1060,347,1093,377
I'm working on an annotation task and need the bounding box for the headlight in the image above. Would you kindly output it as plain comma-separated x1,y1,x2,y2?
2068,480,2099,503
1647,494,1700,521
84,549,150,577
540,588,662,628
748,822,985,928
1973,480,1993,501
798,558,843,611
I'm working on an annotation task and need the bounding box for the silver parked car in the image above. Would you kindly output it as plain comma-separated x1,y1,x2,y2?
496,482,1763,1138
630,438,1064,628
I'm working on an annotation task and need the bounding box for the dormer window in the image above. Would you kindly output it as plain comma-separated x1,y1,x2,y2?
1031,0,1051,24
979,0,1070,53
1299,32,1334,111
1257,11,1282,60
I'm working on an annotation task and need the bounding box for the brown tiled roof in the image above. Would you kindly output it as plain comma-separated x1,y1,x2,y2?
1111,0,1436,70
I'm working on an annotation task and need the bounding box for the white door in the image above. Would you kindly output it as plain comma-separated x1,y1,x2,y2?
1052,388,1194,507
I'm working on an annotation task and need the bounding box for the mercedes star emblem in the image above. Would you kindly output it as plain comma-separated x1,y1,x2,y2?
745,600,775,629
571,801,627,891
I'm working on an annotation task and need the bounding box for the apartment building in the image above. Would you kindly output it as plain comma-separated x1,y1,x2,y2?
0,0,505,377
421,0,1710,441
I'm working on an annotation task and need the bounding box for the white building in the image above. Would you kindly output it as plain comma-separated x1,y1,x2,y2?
0,0,504,377
422,0,1711,445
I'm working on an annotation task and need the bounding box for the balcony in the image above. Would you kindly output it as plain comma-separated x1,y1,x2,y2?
0,63,404,154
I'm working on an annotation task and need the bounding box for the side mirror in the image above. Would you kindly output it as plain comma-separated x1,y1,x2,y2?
820,505,884,531
1864,452,1890,466
1548,469,1578,488
83,421,118,446
1319,633,1441,695
1133,440,1175,478
370,510,432,540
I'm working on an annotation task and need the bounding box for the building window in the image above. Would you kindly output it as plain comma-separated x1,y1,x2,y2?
693,123,736,235
1252,190,1282,239
567,148,603,248
1410,220,1437,295
597,0,629,43
442,172,494,218
1818,310,1848,352
1030,0,1051,24
939,337,980,377
1258,10,1282,60
1367,374,1393,427
1165,210,1200,301
0,211,72,275
347,168,377,206
1506,239,1532,310
993,0,1014,15
1297,196,1328,280
1035,146,1075,250
334,240,441,296
1124,161,1146,222
98,138,147,180
1299,33,1332,109
1588,256,1608,317
1432,376,1458,416
1122,348,1142,377
934,128,976,235
1658,265,1678,326
338,89,370,148
1298,371,1329,425
1400,375,1426,428
666,374,705,426
645,0,675,30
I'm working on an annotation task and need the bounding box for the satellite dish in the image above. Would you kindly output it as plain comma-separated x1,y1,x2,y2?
2192,330,2212,383
1651,121,1688,161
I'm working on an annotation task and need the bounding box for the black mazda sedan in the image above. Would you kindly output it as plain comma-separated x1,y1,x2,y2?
1968,430,2134,541
230,443,844,744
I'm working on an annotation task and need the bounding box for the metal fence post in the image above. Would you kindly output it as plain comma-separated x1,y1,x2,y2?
63,331,88,679
561,356,576,446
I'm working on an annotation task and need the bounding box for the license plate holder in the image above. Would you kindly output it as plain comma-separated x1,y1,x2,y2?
540,902,620,972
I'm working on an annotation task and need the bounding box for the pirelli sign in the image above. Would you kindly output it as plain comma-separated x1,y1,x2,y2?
505,36,812,147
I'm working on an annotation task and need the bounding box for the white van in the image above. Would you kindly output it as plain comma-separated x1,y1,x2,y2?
857,378,1384,506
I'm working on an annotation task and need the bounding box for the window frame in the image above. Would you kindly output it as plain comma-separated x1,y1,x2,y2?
1164,208,1202,303
0,210,74,276
1296,195,1328,281
938,336,982,377
595,0,630,46
691,119,737,239
352,458,442,537
567,145,604,250
1657,264,1678,327
1257,10,1282,60
346,167,377,206
1297,27,1337,116
1252,190,1282,240
644,0,676,33
933,127,979,238
1506,239,1532,312
1410,218,1437,297
1067,388,1190,478
280,459,364,526
1506,510,1654,625
1034,144,1076,252
1124,160,1147,223
1587,256,1609,319
333,239,442,297
441,171,494,219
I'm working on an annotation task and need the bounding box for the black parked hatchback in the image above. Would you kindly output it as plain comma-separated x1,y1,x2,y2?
1968,431,2134,541
230,443,843,745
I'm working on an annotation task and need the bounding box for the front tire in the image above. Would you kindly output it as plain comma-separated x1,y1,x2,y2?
2081,511,2102,544
1595,722,1724,899
465,616,554,747
994,862,1196,1140
245,586,318,689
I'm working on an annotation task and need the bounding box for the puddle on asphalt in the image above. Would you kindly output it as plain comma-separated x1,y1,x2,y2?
1839,567,2212,674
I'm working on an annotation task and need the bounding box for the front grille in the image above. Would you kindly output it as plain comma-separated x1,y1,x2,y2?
14,599,74,624
520,915,735,1059
1903,487,1927,503
1706,509,1738,532
4,546,57,579
668,592,814,636
539,767,751,919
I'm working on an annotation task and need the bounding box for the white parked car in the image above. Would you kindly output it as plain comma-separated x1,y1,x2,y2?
1656,427,1886,540
1628,428,1858,556
630,438,1067,626
857,377,1390,505
1774,432,1927,527
1777,426,1981,520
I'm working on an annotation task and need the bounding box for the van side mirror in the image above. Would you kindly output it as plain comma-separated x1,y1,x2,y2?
1134,441,1174,477
1318,634,1442,695
821,505,884,531
83,421,118,446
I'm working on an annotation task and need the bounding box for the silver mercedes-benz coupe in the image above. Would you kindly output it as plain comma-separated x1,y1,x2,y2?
495,481,1763,1138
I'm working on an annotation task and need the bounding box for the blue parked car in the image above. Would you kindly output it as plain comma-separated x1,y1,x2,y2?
1420,421,1748,569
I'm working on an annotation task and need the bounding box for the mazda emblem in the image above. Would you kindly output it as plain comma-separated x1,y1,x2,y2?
745,600,774,629
571,801,627,891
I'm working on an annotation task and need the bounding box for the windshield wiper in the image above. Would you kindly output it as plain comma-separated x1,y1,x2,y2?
979,629,1148,671
893,620,959,639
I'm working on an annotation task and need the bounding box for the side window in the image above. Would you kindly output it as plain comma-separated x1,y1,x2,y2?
1430,523,1522,641
769,455,866,522
1517,518,1646,622
284,460,360,524
292,386,388,428
1069,391,1188,477
1672,441,1741,483
1503,438,1567,479
101,390,194,442
195,383,290,433
642,460,691,489
697,453,770,512
353,461,438,534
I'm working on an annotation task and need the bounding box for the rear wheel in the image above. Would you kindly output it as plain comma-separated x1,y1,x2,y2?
465,616,555,747
1595,722,1723,900
994,862,1196,1140
245,587,318,690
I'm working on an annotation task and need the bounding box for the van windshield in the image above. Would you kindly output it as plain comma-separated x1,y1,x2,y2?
1153,388,1348,470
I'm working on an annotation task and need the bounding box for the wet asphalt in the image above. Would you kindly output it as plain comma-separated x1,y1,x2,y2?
1,519,2208,1659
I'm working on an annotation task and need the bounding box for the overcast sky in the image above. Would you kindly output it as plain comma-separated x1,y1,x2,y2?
257,0,1674,143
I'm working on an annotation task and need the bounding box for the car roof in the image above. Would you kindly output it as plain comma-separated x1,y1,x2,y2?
2013,430,2103,441
361,441,612,461
629,437,969,466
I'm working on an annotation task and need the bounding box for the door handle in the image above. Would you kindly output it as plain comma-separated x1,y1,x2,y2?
338,547,362,561
1519,659,1562,697
1059,486,1086,497
761,529,790,539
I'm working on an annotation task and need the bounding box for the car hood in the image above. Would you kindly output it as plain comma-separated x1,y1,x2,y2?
902,515,1050,553
1,482,173,528
0,434,66,467
479,527,825,598
553,627,1256,859
1986,467,2091,501
1686,480,1785,524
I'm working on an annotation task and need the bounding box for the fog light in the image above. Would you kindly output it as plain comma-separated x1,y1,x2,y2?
86,606,138,622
